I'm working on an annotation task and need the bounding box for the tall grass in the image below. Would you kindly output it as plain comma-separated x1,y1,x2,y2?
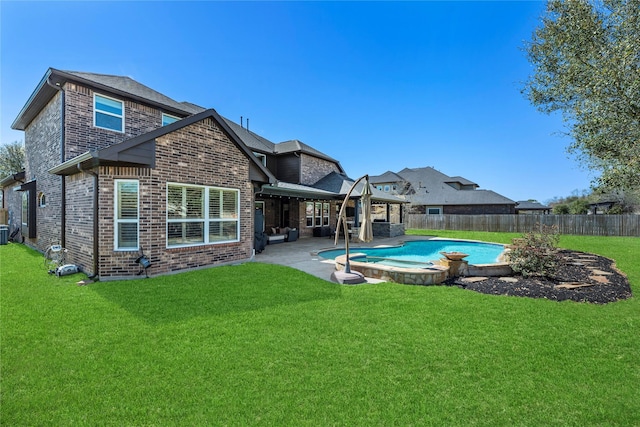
1,235,638,426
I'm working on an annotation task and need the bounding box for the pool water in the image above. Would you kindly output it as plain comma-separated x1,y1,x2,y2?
319,239,505,265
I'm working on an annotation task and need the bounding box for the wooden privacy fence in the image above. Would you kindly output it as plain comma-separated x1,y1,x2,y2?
405,214,640,237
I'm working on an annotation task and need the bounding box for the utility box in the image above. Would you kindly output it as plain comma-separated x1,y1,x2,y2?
0,225,8,245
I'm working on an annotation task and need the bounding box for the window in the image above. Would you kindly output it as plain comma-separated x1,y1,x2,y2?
306,202,314,227
38,192,46,207
322,203,329,226
305,201,330,227
21,192,28,228
115,180,139,250
427,207,442,215
383,185,390,192
94,94,124,132
162,113,180,126
167,183,239,247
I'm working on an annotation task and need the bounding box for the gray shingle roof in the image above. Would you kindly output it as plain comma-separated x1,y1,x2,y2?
222,117,276,153
63,70,201,114
312,172,404,203
369,171,404,184
372,166,514,205
275,139,340,163
515,201,550,210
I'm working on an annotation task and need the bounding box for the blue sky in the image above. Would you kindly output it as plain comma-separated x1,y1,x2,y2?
1,1,593,203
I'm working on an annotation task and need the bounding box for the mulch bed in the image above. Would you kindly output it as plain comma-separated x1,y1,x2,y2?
443,249,633,304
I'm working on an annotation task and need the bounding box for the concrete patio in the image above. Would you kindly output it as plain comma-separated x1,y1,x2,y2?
253,234,429,282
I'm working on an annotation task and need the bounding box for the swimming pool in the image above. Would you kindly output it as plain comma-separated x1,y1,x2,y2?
319,239,505,266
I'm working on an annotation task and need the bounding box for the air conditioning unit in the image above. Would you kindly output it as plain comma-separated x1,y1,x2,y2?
56,264,79,277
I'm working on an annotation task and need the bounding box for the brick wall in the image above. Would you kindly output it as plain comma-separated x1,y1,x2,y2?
64,82,168,159
23,93,63,251
300,154,340,186
65,172,96,274
96,118,254,278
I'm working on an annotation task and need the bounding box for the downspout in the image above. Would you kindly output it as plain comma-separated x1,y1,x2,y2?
77,163,99,279
46,77,66,247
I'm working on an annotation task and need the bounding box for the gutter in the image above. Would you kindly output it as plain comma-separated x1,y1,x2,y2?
77,163,99,279
46,77,66,247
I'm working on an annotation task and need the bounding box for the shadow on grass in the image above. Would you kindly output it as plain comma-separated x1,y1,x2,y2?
90,262,342,324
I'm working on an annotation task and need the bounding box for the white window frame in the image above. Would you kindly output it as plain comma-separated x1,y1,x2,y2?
38,192,46,208
114,179,140,251
166,182,240,248
162,113,180,126
94,93,124,132
305,201,329,227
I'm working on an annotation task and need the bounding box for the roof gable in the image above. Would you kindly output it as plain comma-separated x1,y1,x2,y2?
50,109,275,184
12,68,200,130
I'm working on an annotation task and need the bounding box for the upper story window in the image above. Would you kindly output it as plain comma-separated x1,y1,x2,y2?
162,113,180,126
38,192,46,208
94,94,124,132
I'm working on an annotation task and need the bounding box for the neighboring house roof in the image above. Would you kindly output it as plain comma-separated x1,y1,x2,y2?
515,201,550,210
376,166,514,206
445,176,478,188
48,109,276,185
312,172,405,203
369,171,404,184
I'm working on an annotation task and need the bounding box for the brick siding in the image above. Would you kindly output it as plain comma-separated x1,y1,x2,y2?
300,154,340,186
95,118,254,278
23,93,63,252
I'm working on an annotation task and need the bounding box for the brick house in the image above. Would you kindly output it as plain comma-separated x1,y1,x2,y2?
3,68,402,279
370,167,516,215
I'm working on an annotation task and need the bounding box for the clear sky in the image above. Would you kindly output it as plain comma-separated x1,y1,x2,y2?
1,1,594,204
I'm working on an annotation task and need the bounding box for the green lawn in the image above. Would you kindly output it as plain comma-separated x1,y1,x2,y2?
1,232,639,426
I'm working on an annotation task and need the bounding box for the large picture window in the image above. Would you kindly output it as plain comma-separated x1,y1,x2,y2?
167,183,239,247
115,180,139,250
94,94,124,132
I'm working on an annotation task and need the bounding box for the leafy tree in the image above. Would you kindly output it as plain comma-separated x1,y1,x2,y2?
0,141,25,177
552,204,570,214
568,198,590,214
523,0,640,191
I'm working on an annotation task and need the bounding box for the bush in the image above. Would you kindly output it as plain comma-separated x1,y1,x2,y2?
507,225,560,277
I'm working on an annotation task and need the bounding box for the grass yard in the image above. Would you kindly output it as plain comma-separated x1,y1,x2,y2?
1,231,639,426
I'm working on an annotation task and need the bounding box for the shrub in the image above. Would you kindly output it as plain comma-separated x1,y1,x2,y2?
506,225,560,277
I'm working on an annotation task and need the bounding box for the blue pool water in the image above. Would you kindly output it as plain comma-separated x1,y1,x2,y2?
318,239,505,265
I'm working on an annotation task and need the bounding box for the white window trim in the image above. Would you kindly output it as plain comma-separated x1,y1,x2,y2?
166,182,240,248
162,113,180,126
114,179,140,251
94,93,124,133
305,201,329,228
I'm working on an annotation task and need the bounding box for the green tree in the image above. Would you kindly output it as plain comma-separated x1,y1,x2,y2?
0,141,25,177
552,204,570,214
568,198,590,214
523,0,640,191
